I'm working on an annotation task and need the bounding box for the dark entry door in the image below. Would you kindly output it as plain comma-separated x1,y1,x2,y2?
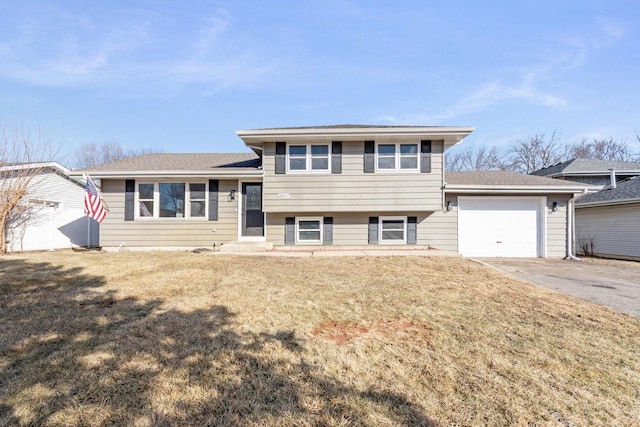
242,183,264,237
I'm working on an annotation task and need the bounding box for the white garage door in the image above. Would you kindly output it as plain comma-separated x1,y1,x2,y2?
458,197,545,257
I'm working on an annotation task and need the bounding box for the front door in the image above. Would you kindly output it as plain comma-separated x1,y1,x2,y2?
241,183,264,237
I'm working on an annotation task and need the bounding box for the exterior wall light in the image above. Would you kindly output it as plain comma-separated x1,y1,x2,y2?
552,201,558,212
446,201,453,211
229,189,236,200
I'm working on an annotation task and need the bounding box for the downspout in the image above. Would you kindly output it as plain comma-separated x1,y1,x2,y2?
565,189,589,261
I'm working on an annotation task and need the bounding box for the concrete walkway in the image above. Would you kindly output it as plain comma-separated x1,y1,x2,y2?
213,248,460,257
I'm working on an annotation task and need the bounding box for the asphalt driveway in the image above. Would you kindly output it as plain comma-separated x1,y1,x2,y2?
475,258,640,318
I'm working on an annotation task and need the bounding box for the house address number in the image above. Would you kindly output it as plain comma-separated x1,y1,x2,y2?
277,193,291,199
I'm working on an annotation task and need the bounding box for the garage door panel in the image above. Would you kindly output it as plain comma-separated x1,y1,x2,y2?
458,197,543,257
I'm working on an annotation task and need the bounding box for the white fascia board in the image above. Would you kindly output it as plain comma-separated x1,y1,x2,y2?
445,185,589,194
0,161,70,174
237,127,475,144
576,198,640,208
69,170,264,179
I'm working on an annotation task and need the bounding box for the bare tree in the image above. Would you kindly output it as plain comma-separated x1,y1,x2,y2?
0,121,56,253
446,145,503,172
74,140,163,168
502,131,567,173
569,137,639,162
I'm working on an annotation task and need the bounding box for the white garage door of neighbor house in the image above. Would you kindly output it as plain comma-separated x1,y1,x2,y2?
458,197,544,258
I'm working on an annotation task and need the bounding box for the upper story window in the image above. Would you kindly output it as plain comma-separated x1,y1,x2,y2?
287,144,330,172
376,143,419,172
136,182,208,219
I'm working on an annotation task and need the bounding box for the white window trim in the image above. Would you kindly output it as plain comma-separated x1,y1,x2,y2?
379,216,407,244
295,216,323,244
375,142,419,173
286,143,331,173
135,181,208,220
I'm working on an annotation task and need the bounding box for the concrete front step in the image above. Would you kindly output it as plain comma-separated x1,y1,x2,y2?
218,241,274,252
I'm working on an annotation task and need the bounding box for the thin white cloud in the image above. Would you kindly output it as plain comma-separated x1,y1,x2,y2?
0,5,284,96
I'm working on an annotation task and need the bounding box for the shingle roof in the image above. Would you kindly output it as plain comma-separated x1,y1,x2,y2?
446,170,590,187
78,153,260,173
576,176,640,206
531,158,640,177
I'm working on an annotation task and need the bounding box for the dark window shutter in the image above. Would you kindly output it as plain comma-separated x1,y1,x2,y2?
368,216,379,244
208,180,219,221
407,216,417,244
323,217,333,245
364,141,375,173
285,217,295,245
421,140,432,173
124,179,135,221
275,142,286,174
331,141,342,174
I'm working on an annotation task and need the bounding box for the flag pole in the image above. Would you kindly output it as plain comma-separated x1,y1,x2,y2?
84,174,91,248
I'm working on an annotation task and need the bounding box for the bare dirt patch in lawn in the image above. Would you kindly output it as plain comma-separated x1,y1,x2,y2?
1,251,639,426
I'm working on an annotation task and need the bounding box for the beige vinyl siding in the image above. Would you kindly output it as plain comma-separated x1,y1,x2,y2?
420,208,458,252
267,212,434,246
576,203,640,261
263,140,444,213
546,194,571,258
100,179,240,248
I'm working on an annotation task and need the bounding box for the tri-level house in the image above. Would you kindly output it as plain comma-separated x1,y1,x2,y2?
76,125,593,257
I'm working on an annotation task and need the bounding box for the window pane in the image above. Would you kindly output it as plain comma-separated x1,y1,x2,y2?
289,158,306,170
190,201,205,217
159,183,185,217
311,158,329,170
378,157,395,169
400,157,418,169
299,230,321,241
189,183,205,200
139,201,154,217
383,220,404,230
382,230,404,240
289,145,306,155
400,144,417,154
139,183,154,199
299,220,320,230
378,144,395,155
311,145,328,155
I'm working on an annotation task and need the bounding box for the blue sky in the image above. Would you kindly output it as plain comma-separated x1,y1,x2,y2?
1,1,638,164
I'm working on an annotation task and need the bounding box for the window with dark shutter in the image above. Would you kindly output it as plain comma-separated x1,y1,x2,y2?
331,142,342,174
407,216,417,244
285,217,295,244
421,140,432,173
368,216,379,244
124,180,135,221
208,180,219,221
323,217,333,244
364,141,375,173
275,142,286,174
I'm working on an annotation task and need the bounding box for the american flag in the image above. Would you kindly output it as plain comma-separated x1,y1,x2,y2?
84,176,107,223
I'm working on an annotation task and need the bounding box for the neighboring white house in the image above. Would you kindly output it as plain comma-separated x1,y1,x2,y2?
575,176,640,261
3,162,99,252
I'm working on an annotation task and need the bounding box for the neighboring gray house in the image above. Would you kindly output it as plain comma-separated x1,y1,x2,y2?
531,158,640,188
74,125,592,258
2,162,100,252
575,176,640,261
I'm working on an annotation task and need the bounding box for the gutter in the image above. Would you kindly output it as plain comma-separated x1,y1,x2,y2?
566,189,589,261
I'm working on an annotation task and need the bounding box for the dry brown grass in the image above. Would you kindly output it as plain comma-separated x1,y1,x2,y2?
1,251,639,426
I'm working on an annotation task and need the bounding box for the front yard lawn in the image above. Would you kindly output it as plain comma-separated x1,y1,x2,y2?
1,251,639,426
